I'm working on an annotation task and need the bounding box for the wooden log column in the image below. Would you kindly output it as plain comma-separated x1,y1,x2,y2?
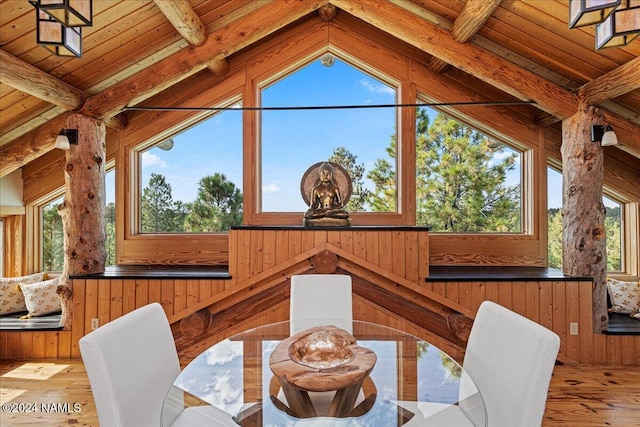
58,114,106,329
561,106,607,332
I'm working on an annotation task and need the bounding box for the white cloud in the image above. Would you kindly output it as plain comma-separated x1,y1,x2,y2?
359,79,395,95
263,183,280,194
141,152,167,168
205,340,241,365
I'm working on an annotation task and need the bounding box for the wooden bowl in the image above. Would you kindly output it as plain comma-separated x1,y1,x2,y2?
270,325,377,392
288,330,355,369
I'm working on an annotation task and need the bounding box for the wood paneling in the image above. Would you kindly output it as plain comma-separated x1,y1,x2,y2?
1,229,638,365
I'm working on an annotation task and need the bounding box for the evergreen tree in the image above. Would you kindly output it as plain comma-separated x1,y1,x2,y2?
328,146,371,212
605,214,621,271
105,202,116,266
366,137,397,212
42,202,64,271
547,209,564,269
141,173,184,232
184,173,243,232
547,207,621,271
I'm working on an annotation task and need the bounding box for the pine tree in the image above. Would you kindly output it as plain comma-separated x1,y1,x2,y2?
141,173,184,232
184,173,243,232
367,111,521,231
42,202,64,271
328,146,371,212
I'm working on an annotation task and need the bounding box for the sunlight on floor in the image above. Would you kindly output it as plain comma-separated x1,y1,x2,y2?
0,387,26,402
1,362,69,380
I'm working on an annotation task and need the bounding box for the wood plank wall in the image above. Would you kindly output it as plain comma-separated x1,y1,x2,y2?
1,229,638,365
228,227,430,284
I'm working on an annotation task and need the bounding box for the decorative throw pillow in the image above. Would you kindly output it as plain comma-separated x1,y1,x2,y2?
606,278,640,315
0,272,47,315
18,277,61,318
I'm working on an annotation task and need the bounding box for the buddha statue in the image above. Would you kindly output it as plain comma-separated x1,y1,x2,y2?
302,162,351,226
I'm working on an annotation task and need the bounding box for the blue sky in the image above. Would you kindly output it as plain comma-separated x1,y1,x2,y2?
128,55,598,214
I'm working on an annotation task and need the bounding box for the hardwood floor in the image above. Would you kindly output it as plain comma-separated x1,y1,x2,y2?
1,359,639,426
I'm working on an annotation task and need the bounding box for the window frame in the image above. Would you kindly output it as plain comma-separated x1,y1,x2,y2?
117,68,244,265
247,48,413,226
414,105,527,234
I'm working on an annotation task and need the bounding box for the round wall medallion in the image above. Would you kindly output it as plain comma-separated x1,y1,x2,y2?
300,161,353,208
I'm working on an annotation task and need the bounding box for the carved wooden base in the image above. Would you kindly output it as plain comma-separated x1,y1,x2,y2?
303,217,351,227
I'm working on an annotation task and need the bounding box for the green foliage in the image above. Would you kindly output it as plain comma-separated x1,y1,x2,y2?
328,146,371,212
184,173,243,232
105,202,116,266
366,137,397,212
367,111,521,231
42,202,64,272
547,207,621,271
547,209,563,269
141,173,187,232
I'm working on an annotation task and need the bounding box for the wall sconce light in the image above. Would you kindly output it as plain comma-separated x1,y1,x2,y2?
591,125,618,146
569,0,620,28
55,129,78,150
595,0,640,49
30,0,92,58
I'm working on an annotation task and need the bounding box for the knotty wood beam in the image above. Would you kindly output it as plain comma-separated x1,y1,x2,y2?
429,0,501,73
80,0,328,121
0,49,86,111
0,114,70,178
603,112,640,158
578,57,640,107
153,0,206,46
331,0,640,153
561,107,607,333
332,0,577,118
152,0,229,77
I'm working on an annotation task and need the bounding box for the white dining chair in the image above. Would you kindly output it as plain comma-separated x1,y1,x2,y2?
79,302,235,427
286,274,357,415
289,273,353,335
462,300,561,427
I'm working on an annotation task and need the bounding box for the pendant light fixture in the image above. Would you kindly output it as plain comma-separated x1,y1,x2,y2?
30,0,93,58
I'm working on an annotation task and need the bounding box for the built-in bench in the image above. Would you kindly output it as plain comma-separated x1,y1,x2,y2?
0,312,62,331
427,266,640,335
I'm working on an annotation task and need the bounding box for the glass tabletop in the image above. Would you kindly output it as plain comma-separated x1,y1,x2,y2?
162,320,486,426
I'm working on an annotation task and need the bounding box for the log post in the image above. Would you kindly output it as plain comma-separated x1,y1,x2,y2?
57,114,106,329
561,106,608,332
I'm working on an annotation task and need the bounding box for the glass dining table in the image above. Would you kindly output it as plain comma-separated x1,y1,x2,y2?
161,320,487,426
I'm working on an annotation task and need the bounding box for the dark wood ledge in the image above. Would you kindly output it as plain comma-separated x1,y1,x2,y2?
69,265,231,280
231,225,431,231
427,266,592,282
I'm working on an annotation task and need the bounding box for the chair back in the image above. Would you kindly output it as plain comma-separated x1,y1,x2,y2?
290,274,353,334
463,300,560,427
79,303,180,427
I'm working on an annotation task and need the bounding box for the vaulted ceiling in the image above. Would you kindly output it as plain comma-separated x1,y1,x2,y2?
1,0,639,181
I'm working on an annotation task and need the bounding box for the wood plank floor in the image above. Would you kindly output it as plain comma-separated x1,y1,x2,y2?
1,359,639,426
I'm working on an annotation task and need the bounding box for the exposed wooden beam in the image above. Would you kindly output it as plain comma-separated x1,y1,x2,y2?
0,49,86,111
0,50,128,132
331,0,640,153
79,0,328,120
153,0,206,46
0,113,71,178
318,3,337,21
331,0,577,119
430,0,502,73
578,57,640,107
206,58,230,77
603,111,640,158
152,0,227,77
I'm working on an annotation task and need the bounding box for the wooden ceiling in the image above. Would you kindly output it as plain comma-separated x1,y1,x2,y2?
1,0,639,178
